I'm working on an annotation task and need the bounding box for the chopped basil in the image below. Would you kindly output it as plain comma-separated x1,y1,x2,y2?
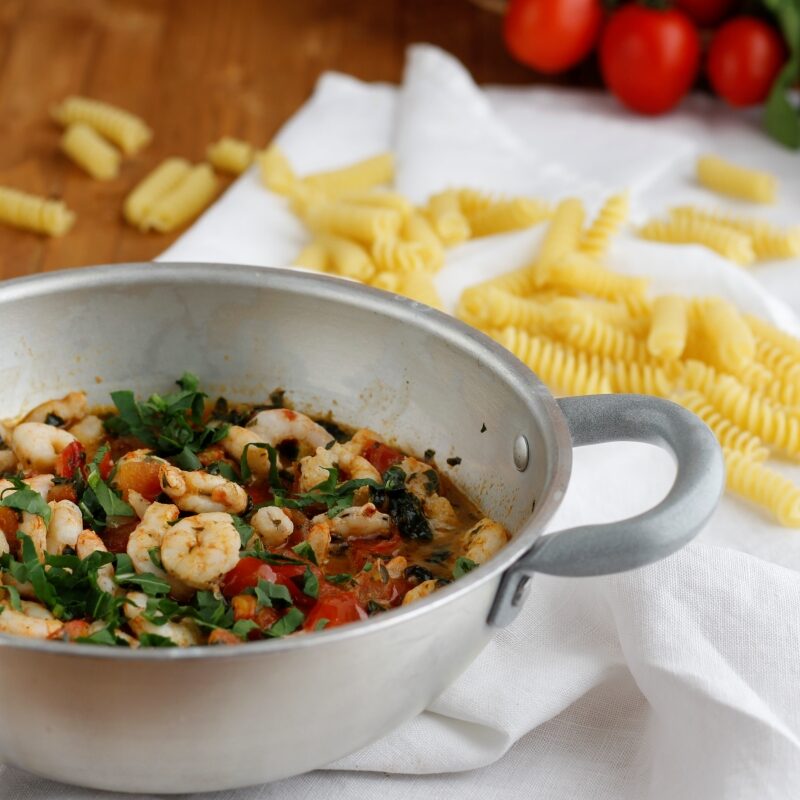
362,561,373,572
206,460,239,482
425,549,451,565
147,547,163,570
191,591,233,629
231,619,260,640
254,579,291,609
326,572,354,587
291,541,317,565
266,607,304,637
366,600,386,615
480,423,487,433
79,445,135,529
230,515,254,548
423,469,439,495
4,584,21,611
115,569,171,597
453,557,478,579
423,448,435,461
0,476,51,525
138,633,176,647
174,446,202,471
446,457,462,467
313,618,329,631
301,566,319,599
76,627,121,646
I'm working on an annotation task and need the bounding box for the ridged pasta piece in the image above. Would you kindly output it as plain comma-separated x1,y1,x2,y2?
544,253,649,301
551,312,650,362
755,338,800,383
320,235,375,282
396,272,443,310
124,157,191,228
51,96,152,156
257,144,297,195
746,314,800,360
371,271,402,292
206,137,254,175
491,328,612,396
303,199,401,244
474,264,540,297
455,188,497,215
535,197,585,277
341,190,411,218
723,448,800,526
681,357,795,408
294,241,328,272
0,186,75,236
303,153,393,194
669,206,800,261
601,358,676,397
371,237,426,273
461,286,551,331
673,391,769,462
693,297,755,373
402,212,445,271
647,295,689,360
579,192,629,259
639,217,755,266
142,163,218,233
60,122,121,180
696,155,777,204
467,198,552,237
426,190,471,245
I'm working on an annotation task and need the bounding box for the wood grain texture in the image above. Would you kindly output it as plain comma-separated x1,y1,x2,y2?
0,0,580,279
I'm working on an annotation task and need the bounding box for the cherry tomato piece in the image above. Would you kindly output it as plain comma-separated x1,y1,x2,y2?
707,17,786,108
675,0,734,27
208,628,243,646
304,587,366,631
0,507,19,552
348,532,403,572
600,5,701,115
101,520,139,553
221,556,320,610
98,448,114,481
114,459,163,501
55,441,87,480
503,0,603,74
48,483,78,503
362,441,404,474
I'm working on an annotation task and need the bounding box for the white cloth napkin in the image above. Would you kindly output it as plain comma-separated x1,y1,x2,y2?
7,44,800,800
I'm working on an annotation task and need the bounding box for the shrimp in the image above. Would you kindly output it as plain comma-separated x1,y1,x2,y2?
298,443,380,504
251,506,294,548
17,512,46,561
385,555,408,579
306,517,331,565
159,464,248,514
0,422,17,473
315,503,392,539
76,529,117,595
462,518,509,565
45,500,82,555
126,502,193,600
402,579,437,606
23,391,87,426
342,427,385,456
127,489,152,519
0,591,63,638
221,425,275,475
400,457,458,532
67,414,105,455
11,422,77,471
248,409,333,456
160,512,241,591
124,591,201,647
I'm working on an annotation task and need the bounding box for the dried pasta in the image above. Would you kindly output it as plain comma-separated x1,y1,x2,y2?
51,96,152,156
535,197,585,275
639,217,755,266
257,144,297,195
320,235,375,282
302,199,401,244
371,237,426,273
746,314,800,361
696,155,777,204
551,312,650,362
694,297,755,373
60,122,121,181
206,137,254,175
426,190,471,245
142,163,218,233
0,186,75,237
647,295,689,360
371,271,402,292
467,198,552,238
395,271,443,310
455,188,497,216
601,358,676,397
545,253,648,301
402,212,445,271
124,157,191,228
579,192,629,259
294,241,328,272
341,190,411,218
723,448,800,526
459,287,551,331
303,153,394,195
755,339,800,383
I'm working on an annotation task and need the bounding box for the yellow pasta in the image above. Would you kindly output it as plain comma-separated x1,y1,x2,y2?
723,448,800,526
491,328,612,396
396,272,443,310
402,212,445,271
535,197,585,275
696,155,777,204
639,217,755,266
0,186,75,237
303,153,393,195
673,391,768,462
51,96,152,156
142,163,218,233
551,312,650,362
601,358,676,397
455,188,497,215
257,144,297,195
458,286,551,331
371,237,426,273
341,190,411,218
294,241,329,272
467,198,552,238
755,338,800,383
544,253,649,302
746,314,800,361
124,157,191,228
579,192,629,259
426,190,471,245
60,123,120,181
669,206,800,261
371,271,402,293
303,199,401,244
647,295,689,360
206,137,254,175
320,234,375,282
694,297,755,373
471,264,540,297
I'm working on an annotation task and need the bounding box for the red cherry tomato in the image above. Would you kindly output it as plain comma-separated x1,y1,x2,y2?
600,5,701,115
503,0,603,74
348,532,403,572
98,448,114,481
55,441,87,479
361,441,403,474
675,0,734,27
707,17,786,108
304,586,367,631
221,556,320,610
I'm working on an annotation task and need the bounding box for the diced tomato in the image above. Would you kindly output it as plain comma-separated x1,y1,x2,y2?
353,567,410,609
362,441,403,474
0,507,19,552
208,629,242,646
55,441,87,479
48,483,78,503
114,459,162,501
101,520,139,553
221,556,320,610
232,593,281,636
304,586,366,631
98,448,114,481
61,620,92,640
244,482,273,506
348,532,403,572
198,446,227,466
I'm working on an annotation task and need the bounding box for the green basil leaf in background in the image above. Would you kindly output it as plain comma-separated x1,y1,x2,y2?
762,0,800,148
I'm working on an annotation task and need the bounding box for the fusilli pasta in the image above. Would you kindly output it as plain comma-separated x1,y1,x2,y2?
579,192,629,259
639,217,755,265
303,153,394,194
696,155,777,204
294,241,328,272
426,190,471,245
303,199,401,243
467,198,552,238
647,295,689,360
258,144,297,195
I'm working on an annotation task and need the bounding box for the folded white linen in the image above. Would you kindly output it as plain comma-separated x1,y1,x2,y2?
8,44,800,800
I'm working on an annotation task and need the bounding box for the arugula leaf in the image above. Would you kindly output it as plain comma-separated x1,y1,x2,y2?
301,566,319,599
291,541,317,565
138,633,176,647
453,557,477,579
265,607,304,637
254,578,292,609
115,569,171,597
231,515,254,548
0,476,51,525
18,533,62,615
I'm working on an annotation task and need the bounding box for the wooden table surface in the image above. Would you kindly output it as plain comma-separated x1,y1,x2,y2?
0,0,595,282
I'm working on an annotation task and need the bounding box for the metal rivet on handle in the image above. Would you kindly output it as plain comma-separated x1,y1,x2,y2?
513,434,529,472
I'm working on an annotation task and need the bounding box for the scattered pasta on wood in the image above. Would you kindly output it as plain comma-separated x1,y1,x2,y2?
0,186,75,237
60,122,121,181
206,137,255,175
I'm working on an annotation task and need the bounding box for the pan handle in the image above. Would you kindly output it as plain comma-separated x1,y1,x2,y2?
489,394,724,627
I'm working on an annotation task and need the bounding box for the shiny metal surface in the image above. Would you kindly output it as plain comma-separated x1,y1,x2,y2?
0,263,721,793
